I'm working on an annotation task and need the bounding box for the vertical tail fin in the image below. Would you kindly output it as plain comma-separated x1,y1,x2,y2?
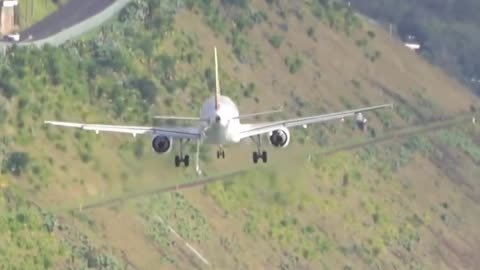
214,46,220,111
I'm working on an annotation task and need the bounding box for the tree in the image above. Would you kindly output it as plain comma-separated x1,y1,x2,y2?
269,34,284,49
130,78,158,104
154,54,176,81
0,80,18,99
351,0,480,94
2,152,30,176
222,0,249,8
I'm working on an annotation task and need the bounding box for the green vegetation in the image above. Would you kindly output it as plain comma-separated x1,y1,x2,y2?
2,152,29,176
137,193,212,266
355,34,382,62
437,129,480,163
0,196,66,269
0,192,123,270
141,193,211,248
269,34,284,49
205,166,335,263
284,53,304,74
0,0,477,269
309,0,362,35
18,0,65,30
352,0,480,94
204,151,435,267
307,26,316,39
185,0,267,62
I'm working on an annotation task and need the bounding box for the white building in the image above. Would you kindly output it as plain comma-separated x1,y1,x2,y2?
2,1,18,8
0,0,18,36
403,34,421,51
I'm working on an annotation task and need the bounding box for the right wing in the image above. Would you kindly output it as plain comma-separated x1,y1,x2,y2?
238,103,393,139
44,121,201,139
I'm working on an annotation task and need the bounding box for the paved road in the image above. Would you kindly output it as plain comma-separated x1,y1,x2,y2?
19,0,115,42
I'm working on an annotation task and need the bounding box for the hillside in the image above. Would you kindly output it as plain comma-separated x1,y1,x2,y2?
352,0,480,95
0,0,479,269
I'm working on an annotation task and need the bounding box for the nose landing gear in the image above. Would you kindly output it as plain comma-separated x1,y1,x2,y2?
216,148,225,159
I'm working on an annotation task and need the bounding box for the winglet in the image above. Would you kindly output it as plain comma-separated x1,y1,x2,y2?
214,46,220,111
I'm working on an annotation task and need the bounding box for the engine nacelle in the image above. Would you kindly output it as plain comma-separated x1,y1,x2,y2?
151,135,172,154
355,112,368,131
269,127,290,148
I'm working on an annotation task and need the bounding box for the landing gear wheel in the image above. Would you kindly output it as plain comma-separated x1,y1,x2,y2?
216,150,225,159
262,151,268,163
174,139,192,168
253,152,259,164
251,135,268,164
184,155,190,167
174,155,181,167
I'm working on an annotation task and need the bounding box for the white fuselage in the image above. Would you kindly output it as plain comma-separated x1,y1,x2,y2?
199,95,242,144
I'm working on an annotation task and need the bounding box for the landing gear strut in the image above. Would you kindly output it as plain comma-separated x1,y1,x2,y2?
251,135,267,164
195,140,201,175
216,146,225,159
174,139,190,167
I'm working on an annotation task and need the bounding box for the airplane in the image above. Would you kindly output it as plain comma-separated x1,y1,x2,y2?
44,47,393,174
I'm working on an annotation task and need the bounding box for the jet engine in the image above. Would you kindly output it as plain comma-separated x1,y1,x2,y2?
269,127,290,148
355,112,368,131
151,135,172,154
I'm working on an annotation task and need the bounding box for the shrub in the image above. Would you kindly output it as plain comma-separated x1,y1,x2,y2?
307,26,315,39
129,77,158,104
367,30,376,39
0,80,18,99
2,152,30,176
231,30,250,61
351,79,361,89
284,54,304,74
269,34,284,49
356,38,368,48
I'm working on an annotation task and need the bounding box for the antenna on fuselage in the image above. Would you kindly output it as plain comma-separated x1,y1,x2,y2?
214,46,220,111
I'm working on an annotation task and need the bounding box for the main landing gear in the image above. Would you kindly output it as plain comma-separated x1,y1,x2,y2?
251,135,267,164
171,139,201,175
174,139,190,167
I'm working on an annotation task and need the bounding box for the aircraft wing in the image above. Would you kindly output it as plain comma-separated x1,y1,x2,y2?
238,103,393,139
44,121,201,139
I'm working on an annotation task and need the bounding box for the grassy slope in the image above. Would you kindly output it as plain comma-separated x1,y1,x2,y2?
17,0,64,30
168,5,479,269
1,0,479,269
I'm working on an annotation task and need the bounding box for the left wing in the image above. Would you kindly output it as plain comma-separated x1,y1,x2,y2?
44,121,201,139
238,103,393,139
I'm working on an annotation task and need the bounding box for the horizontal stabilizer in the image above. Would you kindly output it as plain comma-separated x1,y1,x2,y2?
234,108,284,119
153,116,208,121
